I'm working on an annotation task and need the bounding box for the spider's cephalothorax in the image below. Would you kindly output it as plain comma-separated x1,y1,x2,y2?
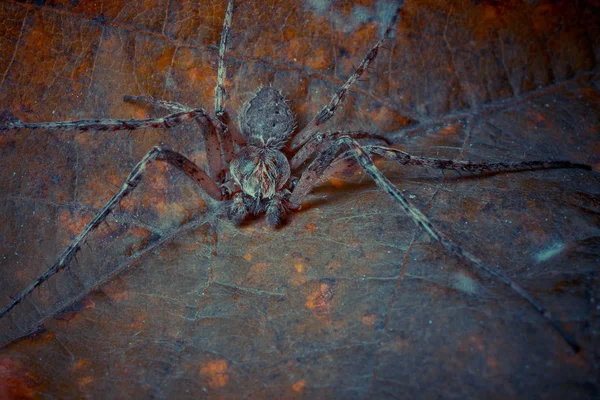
229,87,295,226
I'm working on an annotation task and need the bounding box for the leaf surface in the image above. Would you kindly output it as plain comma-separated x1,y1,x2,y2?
0,0,599,398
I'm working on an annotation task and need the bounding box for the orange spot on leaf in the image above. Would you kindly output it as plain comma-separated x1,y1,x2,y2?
58,208,88,238
305,282,337,315
56,298,95,322
291,379,306,393
250,262,270,274
486,356,499,371
128,314,147,330
305,45,330,70
103,282,130,302
71,359,90,372
325,260,342,272
361,314,377,326
438,125,459,136
77,376,94,388
305,223,317,232
200,359,229,389
0,359,39,400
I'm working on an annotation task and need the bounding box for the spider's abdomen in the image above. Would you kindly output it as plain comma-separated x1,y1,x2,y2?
230,146,291,200
238,87,295,147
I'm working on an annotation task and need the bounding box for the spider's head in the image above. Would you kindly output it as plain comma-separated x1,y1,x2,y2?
238,87,296,149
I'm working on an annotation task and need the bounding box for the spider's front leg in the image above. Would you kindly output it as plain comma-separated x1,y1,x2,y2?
289,7,401,151
0,146,222,319
289,136,582,352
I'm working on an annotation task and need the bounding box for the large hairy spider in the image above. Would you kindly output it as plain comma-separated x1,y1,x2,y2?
0,0,592,354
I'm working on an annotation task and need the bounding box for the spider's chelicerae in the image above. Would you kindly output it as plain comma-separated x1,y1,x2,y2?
0,0,592,353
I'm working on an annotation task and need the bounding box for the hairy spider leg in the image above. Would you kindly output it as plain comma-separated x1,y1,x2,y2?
214,0,235,167
289,136,581,353
362,145,592,174
0,108,212,133
0,146,221,319
123,96,190,112
123,95,227,182
291,130,391,170
215,0,233,119
290,9,400,150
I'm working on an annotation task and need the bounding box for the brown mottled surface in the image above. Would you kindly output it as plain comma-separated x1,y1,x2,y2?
0,0,599,398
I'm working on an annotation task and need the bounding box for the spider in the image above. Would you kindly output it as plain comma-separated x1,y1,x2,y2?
0,0,592,354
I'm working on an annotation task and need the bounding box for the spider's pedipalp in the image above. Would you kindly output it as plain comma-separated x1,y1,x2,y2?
228,193,248,225
265,192,289,227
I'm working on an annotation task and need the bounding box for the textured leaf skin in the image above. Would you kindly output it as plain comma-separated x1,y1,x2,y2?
0,1,599,398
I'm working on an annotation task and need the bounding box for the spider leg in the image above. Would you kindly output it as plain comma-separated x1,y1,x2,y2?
123,95,190,113
155,147,224,201
361,145,592,173
290,136,581,353
123,95,227,181
290,10,400,150
0,146,222,319
228,192,248,225
266,192,289,227
290,130,391,170
213,0,235,166
0,109,212,133
215,0,233,120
